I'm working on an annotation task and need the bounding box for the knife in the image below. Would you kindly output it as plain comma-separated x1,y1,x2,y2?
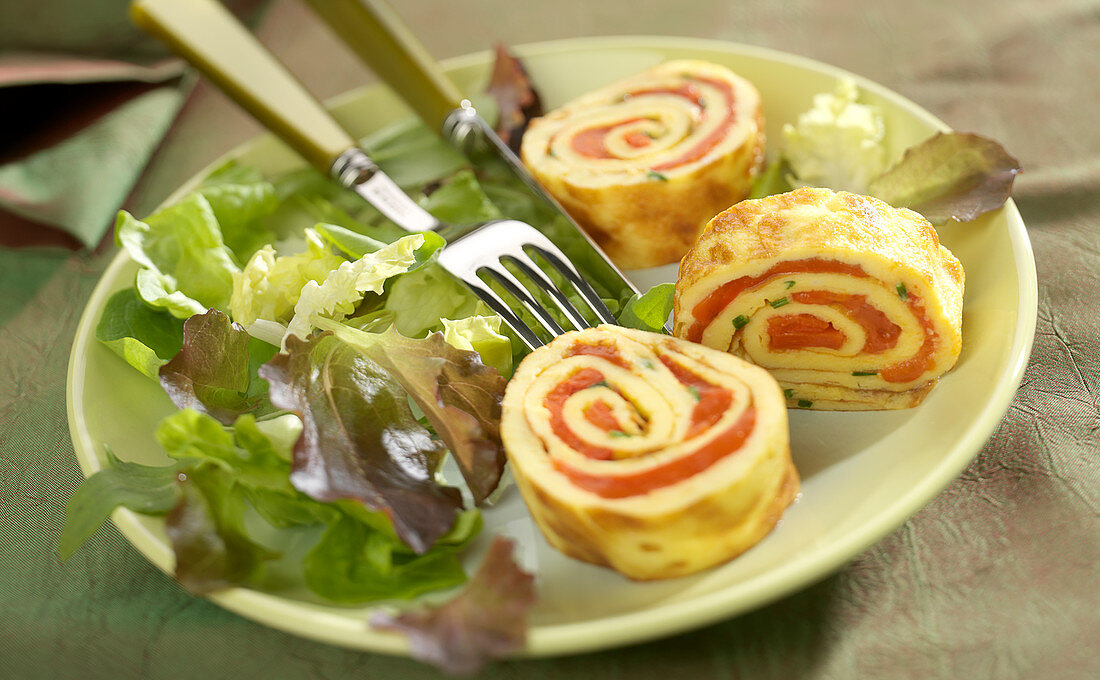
299,0,640,304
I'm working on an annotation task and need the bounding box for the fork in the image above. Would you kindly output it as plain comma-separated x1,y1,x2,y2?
131,0,620,350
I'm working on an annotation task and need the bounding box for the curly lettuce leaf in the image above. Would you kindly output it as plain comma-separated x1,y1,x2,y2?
285,232,440,346
372,536,536,676
95,287,186,379
315,322,508,504
158,310,277,424
260,333,465,554
230,228,347,327
116,193,240,318
781,79,887,194
867,131,1022,224
441,316,512,377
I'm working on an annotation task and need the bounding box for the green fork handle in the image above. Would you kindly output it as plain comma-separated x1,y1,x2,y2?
301,0,466,133
130,0,356,173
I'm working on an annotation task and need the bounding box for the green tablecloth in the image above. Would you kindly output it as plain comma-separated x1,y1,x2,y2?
2,0,1097,677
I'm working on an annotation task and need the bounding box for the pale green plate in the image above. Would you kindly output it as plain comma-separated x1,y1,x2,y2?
66,37,1037,658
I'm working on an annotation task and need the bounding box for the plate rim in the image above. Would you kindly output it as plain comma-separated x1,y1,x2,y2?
66,35,1038,658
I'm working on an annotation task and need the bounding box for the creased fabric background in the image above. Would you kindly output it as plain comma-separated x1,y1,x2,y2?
1,0,1097,678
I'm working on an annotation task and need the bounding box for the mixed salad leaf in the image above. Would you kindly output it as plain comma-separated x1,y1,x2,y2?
372,536,537,675
767,77,1020,224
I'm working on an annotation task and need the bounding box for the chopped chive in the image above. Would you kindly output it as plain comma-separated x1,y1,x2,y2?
797,399,814,408
783,388,795,400
785,280,796,289
641,359,655,370
609,430,630,438
547,148,557,158
594,380,610,389
852,370,878,376
768,297,790,309
896,282,909,300
732,314,750,330
647,170,669,182
644,130,658,139
687,385,701,401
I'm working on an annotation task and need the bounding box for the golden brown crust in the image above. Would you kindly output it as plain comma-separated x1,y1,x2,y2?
521,60,765,269
500,325,799,580
673,188,964,410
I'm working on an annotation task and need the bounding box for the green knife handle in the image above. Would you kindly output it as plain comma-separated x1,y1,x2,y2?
302,0,465,133
130,0,355,173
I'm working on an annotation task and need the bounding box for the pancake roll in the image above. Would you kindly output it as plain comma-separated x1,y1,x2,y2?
500,325,798,580
674,187,965,410
520,60,764,269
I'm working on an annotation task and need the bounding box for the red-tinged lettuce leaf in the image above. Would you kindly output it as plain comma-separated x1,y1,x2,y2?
259,333,464,554
372,536,536,676
316,321,507,504
868,132,1022,224
486,43,543,154
159,310,277,424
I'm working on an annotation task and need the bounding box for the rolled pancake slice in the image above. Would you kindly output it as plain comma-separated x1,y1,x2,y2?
674,187,965,410
501,325,798,581
520,60,764,269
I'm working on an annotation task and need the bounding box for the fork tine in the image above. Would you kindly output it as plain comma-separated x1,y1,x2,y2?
504,251,591,330
458,276,545,351
480,262,567,337
436,220,623,346
527,242,619,325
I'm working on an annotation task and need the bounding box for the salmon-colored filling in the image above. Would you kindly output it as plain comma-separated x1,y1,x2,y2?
563,78,737,170
549,354,750,499
688,258,940,384
567,340,630,368
545,368,615,460
583,400,619,431
555,407,755,499
786,291,901,353
686,259,869,342
878,295,936,382
767,314,845,351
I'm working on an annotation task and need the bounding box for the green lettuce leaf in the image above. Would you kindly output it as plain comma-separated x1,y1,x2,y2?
197,161,279,263
372,536,536,676
58,447,185,560
116,193,240,318
259,333,465,554
360,118,468,190
302,512,477,603
315,322,508,504
417,169,502,225
617,283,675,333
385,262,482,337
95,287,186,379
867,132,1022,224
